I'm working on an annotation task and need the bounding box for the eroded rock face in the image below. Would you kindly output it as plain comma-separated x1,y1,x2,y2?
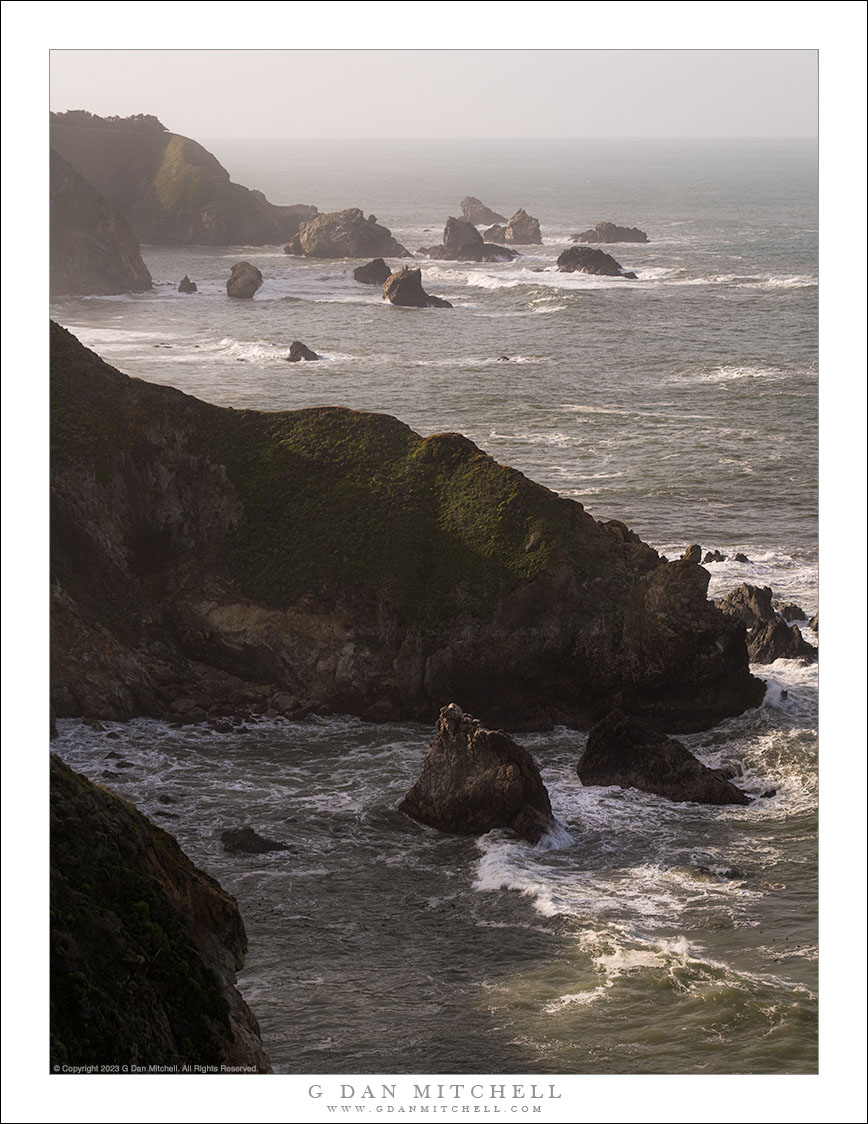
50,148,153,296
50,321,764,732
577,710,750,805
418,217,516,262
285,208,411,259
573,221,649,244
557,246,636,278
715,584,817,664
715,583,777,629
460,196,507,225
226,262,263,299
353,258,392,285
50,755,271,1070
399,704,555,842
382,267,452,308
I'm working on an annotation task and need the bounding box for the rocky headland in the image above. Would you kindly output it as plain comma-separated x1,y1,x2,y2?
50,111,317,246
50,321,764,732
50,148,152,297
50,755,270,1070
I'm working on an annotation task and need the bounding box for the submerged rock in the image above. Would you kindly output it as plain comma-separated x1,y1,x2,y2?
178,274,197,293
399,704,555,842
557,246,637,278
572,221,649,244
285,207,411,259
50,755,271,1070
577,710,750,805
382,266,452,308
221,826,290,854
353,258,392,285
284,340,320,362
418,217,516,262
460,196,507,225
226,261,263,299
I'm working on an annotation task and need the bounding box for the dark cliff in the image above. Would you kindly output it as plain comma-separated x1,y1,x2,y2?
50,755,270,1070
50,112,316,246
50,321,764,732
50,149,152,296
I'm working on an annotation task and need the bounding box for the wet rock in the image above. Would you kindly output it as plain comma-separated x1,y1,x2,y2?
353,258,392,285
460,196,507,225
399,704,555,843
734,552,750,563
178,275,197,293
577,710,750,806
715,584,777,630
221,827,291,855
418,217,516,262
808,613,819,633
681,544,702,564
226,261,263,299
747,620,817,664
572,221,649,244
556,246,637,278
284,340,320,362
774,601,807,622
703,550,727,563
382,266,452,308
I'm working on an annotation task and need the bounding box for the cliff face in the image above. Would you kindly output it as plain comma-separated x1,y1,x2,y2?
50,321,764,732
50,756,271,1070
50,114,317,246
50,149,152,296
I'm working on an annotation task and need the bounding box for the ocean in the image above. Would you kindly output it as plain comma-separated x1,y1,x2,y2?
50,136,818,1075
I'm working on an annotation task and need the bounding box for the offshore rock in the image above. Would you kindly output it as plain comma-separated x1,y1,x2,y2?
49,321,764,732
226,262,263,299
178,274,197,293
747,620,817,664
577,710,750,805
482,224,507,242
460,196,507,225
502,208,542,244
286,207,411,259
353,258,392,285
221,826,291,854
285,340,320,362
715,584,777,630
681,544,702,564
382,267,452,308
703,550,726,563
399,704,555,842
51,112,316,246
50,755,271,1070
557,246,637,278
573,221,649,244
50,148,152,296
418,217,516,262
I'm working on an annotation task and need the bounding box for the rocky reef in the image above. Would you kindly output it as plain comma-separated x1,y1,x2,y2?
50,321,764,732
284,208,411,259
50,112,316,246
400,704,555,842
572,221,649,244
50,148,152,296
50,755,270,1070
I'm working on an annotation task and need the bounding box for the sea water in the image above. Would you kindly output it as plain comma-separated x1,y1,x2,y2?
50,137,818,1074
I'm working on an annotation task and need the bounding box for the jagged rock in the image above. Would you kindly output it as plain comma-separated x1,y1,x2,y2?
418,217,516,262
557,246,637,278
226,262,263,299
178,275,197,293
353,258,392,285
714,584,777,630
681,544,702,564
808,614,819,633
703,550,727,563
50,756,271,1070
382,267,452,308
482,224,507,242
399,704,555,842
50,148,152,296
774,601,807,622
286,207,411,259
734,552,750,563
51,112,316,246
748,621,817,664
460,196,507,225
502,208,542,244
49,322,765,732
577,710,750,805
284,341,319,362
572,221,649,244
221,827,290,854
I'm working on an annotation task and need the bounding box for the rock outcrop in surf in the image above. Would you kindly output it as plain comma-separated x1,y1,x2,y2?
715,583,817,663
399,704,555,842
418,217,516,262
226,262,263,299
50,148,153,296
382,267,452,307
50,755,271,1070
460,196,507,225
50,111,317,246
557,246,637,278
50,321,765,732
353,258,393,285
483,208,542,245
284,208,411,259
572,221,649,244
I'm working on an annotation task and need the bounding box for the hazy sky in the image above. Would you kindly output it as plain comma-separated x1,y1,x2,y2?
49,49,817,139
